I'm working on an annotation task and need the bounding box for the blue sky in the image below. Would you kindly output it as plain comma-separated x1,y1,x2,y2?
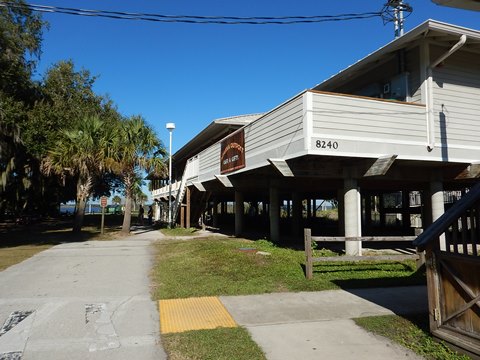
34,0,479,154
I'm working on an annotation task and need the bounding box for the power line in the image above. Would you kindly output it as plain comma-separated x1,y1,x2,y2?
0,2,384,25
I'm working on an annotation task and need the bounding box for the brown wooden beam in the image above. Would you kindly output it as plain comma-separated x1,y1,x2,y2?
186,187,191,228
311,236,417,242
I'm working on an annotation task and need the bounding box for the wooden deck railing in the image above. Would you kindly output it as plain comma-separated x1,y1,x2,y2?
414,182,480,254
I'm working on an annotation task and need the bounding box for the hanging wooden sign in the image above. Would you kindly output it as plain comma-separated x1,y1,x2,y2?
220,129,245,174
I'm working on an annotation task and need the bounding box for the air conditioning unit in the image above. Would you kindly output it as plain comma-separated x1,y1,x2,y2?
383,73,410,101
383,83,391,95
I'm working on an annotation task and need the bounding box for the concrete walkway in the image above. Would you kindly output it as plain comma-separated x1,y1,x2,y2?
0,228,166,360
1,227,429,359
221,286,428,360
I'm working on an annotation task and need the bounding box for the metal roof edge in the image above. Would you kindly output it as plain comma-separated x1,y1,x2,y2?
172,113,263,161
175,89,309,164
246,89,308,128
213,113,264,124
426,18,480,38
312,19,480,91
200,89,309,153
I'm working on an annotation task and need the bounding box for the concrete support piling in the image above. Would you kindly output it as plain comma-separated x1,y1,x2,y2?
344,178,362,256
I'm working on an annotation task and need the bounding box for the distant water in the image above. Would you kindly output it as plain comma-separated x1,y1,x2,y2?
60,204,104,214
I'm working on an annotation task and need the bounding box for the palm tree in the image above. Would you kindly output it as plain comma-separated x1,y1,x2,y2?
113,116,166,234
42,114,116,232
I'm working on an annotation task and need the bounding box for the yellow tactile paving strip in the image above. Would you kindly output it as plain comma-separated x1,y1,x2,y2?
159,296,237,334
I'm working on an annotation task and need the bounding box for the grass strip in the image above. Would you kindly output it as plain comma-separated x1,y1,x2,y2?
162,327,266,360
0,245,52,271
354,314,470,360
152,237,425,300
160,227,200,237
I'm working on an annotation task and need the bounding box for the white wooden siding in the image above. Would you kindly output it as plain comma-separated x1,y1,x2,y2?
198,142,221,182
432,50,480,151
194,95,306,183
244,95,305,167
185,156,199,180
308,92,434,160
311,92,426,145
152,181,181,199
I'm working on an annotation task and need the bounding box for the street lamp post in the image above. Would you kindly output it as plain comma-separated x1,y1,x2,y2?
166,122,175,228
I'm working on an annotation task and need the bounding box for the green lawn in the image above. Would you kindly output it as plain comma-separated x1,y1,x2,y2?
152,236,478,360
152,236,427,360
162,328,266,360
160,227,201,237
151,237,425,300
355,314,471,360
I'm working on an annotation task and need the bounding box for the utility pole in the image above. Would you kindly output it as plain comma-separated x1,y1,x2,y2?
166,122,175,228
385,1,413,38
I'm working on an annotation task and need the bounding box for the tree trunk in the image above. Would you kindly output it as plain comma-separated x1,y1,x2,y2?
73,176,92,233
73,196,86,233
121,195,132,234
121,175,133,234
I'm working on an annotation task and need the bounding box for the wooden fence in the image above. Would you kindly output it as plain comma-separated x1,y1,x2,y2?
414,183,480,357
304,228,422,279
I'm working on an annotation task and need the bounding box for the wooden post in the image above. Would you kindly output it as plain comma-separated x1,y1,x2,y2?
305,228,313,279
402,190,411,231
415,247,426,269
379,193,386,228
425,242,442,333
235,191,244,237
100,206,105,235
186,187,191,228
212,199,218,228
337,189,345,236
364,192,372,234
180,205,185,228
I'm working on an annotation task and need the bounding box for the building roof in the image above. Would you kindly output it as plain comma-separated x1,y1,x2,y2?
171,20,480,171
432,0,480,11
313,19,480,92
172,113,263,165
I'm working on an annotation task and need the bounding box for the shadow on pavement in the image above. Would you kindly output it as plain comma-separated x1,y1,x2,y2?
0,214,126,247
335,285,429,316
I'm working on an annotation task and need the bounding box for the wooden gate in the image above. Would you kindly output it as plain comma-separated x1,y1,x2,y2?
415,184,480,356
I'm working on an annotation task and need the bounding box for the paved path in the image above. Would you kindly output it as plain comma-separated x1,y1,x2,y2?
1,227,430,360
221,286,428,360
0,228,166,360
